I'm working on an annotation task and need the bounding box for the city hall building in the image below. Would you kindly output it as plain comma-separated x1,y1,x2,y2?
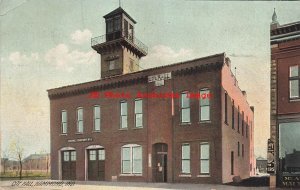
48,7,255,184
269,10,300,188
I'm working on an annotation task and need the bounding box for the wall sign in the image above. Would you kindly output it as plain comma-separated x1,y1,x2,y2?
67,138,93,143
148,72,171,86
267,139,275,174
282,176,300,187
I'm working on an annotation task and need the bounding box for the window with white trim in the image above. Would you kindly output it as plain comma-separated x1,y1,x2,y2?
77,108,83,133
289,65,300,99
200,142,210,175
94,106,101,131
181,143,190,173
181,92,190,123
61,110,67,134
120,101,128,129
135,99,143,128
121,144,142,174
200,89,210,121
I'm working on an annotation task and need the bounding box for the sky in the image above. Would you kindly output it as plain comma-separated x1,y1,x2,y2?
0,0,300,159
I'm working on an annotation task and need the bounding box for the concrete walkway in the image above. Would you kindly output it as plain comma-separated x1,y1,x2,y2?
0,180,271,190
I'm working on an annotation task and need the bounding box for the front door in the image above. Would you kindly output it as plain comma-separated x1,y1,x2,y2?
62,150,76,180
153,143,168,182
88,149,105,181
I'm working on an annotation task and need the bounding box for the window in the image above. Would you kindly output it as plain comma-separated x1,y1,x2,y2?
181,144,190,173
200,89,210,121
114,17,121,31
232,101,235,129
238,142,240,157
89,150,96,161
70,151,76,161
242,111,244,136
121,144,142,174
279,122,300,175
99,149,105,160
77,108,83,133
225,92,228,124
107,19,113,33
109,60,115,70
181,92,190,123
135,99,143,128
63,151,69,161
120,101,128,129
94,106,101,131
242,144,244,157
231,151,234,175
289,65,300,99
200,143,210,174
61,111,67,134
246,116,248,138
237,106,240,133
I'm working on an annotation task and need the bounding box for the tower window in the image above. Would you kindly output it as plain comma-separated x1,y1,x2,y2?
109,60,116,70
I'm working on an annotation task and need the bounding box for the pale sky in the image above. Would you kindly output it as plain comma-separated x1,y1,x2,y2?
1,0,300,159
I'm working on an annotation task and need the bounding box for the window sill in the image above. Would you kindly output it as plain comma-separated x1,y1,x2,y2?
75,133,83,135
198,120,211,124
180,122,191,126
119,174,142,177
60,133,67,136
92,130,101,133
179,174,191,177
133,127,143,130
289,98,300,102
119,128,128,131
197,174,210,177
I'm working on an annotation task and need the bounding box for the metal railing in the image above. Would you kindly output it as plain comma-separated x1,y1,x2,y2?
91,30,148,54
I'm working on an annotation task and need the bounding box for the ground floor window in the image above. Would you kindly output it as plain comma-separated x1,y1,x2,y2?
181,143,190,174
279,122,300,174
121,144,142,174
200,142,210,175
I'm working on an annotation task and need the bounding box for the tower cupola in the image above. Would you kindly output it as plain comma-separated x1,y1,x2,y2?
91,7,148,78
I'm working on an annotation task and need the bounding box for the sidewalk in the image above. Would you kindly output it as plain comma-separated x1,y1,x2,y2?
0,180,270,190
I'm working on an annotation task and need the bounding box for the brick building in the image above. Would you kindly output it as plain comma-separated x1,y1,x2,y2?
269,10,300,188
48,7,255,183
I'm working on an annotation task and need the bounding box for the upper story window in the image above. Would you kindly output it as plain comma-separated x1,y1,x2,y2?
246,116,248,138
289,65,300,99
61,110,67,134
200,89,210,121
181,143,190,174
94,106,101,131
135,99,143,128
121,144,142,174
238,142,240,157
77,108,83,133
107,16,121,33
224,92,228,124
109,60,116,70
242,111,244,136
120,101,128,129
237,106,240,133
181,92,190,123
232,101,235,129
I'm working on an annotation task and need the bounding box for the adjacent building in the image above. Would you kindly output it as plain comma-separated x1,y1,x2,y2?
269,10,300,188
48,7,255,183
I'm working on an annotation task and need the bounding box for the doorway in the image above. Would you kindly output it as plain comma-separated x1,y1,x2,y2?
87,149,105,181
153,143,168,182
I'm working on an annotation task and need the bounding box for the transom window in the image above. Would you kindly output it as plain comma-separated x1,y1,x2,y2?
181,92,190,123
289,65,300,99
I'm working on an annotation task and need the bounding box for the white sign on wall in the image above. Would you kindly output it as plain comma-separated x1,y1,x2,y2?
148,72,172,86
